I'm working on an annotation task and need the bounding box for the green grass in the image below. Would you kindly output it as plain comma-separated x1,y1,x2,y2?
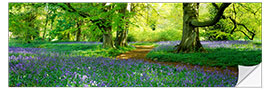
130,42,158,47
71,45,135,57
9,39,50,48
9,39,135,58
146,48,262,68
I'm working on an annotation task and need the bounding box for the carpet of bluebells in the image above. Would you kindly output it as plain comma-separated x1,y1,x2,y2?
153,40,261,52
8,41,240,87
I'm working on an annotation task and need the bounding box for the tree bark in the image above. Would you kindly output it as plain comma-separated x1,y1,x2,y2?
175,3,231,53
115,28,128,47
103,25,116,48
115,3,128,47
76,19,82,41
175,3,203,53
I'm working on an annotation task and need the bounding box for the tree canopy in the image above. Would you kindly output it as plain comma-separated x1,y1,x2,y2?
9,3,261,49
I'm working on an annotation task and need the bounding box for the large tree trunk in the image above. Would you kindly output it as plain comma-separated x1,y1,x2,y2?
115,3,128,47
175,3,204,53
103,25,116,48
115,29,128,47
175,3,231,53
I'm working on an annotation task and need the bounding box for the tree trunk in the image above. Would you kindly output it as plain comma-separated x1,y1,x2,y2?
67,31,70,40
49,19,54,41
43,14,49,40
103,26,116,48
175,3,231,53
115,29,128,47
76,20,82,41
115,3,128,47
175,3,204,53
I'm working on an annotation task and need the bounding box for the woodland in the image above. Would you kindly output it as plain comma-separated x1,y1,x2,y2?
9,3,261,87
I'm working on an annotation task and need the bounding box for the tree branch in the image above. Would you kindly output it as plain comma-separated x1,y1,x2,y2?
232,4,237,19
211,3,256,40
238,3,261,15
229,17,237,34
191,3,231,27
238,24,256,34
236,30,255,40
254,7,261,15
56,3,93,18
64,3,92,18
56,3,109,32
211,3,226,19
228,13,256,40
211,3,219,9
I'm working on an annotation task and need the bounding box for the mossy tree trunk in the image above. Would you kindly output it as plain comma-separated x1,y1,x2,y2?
76,19,82,41
175,3,202,53
175,3,231,53
102,4,116,49
115,3,128,47
115,28,128,47
103,25,116,48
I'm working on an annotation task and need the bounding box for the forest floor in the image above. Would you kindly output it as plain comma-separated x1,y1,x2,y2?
116,45,238,76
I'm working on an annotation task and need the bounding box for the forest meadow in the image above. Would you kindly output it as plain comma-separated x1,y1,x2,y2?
8,3,261,87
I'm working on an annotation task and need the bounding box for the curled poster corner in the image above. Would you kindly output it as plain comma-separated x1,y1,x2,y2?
235,63,261,87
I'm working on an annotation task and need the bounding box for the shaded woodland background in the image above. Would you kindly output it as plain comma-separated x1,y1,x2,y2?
9,3,261,45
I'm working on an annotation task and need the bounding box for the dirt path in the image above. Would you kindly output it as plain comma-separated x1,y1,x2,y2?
116,45,238,76
116,45,154,60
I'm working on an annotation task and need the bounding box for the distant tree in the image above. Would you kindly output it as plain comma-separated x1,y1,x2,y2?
56,3,117,48
9,3,44,43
